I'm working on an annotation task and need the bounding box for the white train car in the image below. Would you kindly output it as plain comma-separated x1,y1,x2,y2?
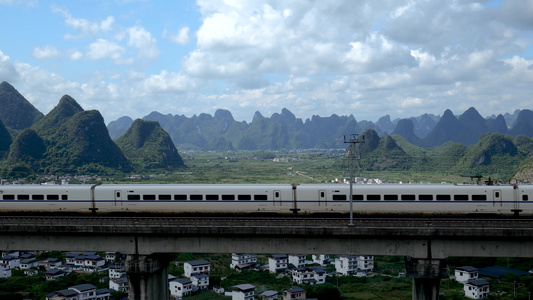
296,184,520,216
93,184,295,215
0,183,532,217
0,185,94,214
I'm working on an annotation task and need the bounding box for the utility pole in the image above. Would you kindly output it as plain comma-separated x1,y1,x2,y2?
344,134,364,227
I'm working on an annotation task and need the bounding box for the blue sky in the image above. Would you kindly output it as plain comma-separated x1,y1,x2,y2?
1,0,532,124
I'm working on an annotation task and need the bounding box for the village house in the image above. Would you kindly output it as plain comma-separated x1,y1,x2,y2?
108,265,126,279
40,257,63,269
455,266,479,283
105,252,117,262
357,256,374,274
45,269,66,281
20,257,39,270
288,254,306,269
184,260,210,277
268,254,288,273
291,266,326,285
232,284,256,300
1,255,20,269
259,290,279,300
191,273,209,290
230,253,258,270
335,255,358,276
0,265,12,278
283,287,307,300
464,279,490,299
109,275,129,293
312,254,331,266
1,250,19,258
169,278,193,299
45,283,112,300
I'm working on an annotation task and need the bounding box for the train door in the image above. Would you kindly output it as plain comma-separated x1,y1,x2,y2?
493,190,502,207
274,190,281,206
318,190,326,206
114,190,123,206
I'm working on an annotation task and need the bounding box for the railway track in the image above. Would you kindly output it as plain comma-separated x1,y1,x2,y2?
1,216,533,230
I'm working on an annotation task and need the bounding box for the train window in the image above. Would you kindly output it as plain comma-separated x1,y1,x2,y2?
3,194,14,200
238,195,252,201
47,195,59,200
436,195,451,201
128,195,141,200
32,195,44,200
190,195,203,201
367,195,381,201
384,195,398,201
18,194,30,200
254,195,268,201
206,194,219,200
401,195,415,201
143,194,156,200
419,195,433,201
332,194,347,201
174,194,187,201
159,194,171,200
62,195,68,200
472,195,487,201
454,195,469,201
353,194,364,200
523,195,529,201
275,192,280,198
222,194,235,201
320,192,325,198
495,192,500,198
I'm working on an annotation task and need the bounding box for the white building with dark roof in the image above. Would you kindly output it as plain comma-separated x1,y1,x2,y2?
232,284,255,300
169,278,193,298
231,253,258,270
259,290,279,300
292,266,326,285
455,266,479,283
283,287,307,300
184,260,210,277
191,272,209,290
268,254,288,273
312,254,331,266
464,279,490,299
288,254,306,269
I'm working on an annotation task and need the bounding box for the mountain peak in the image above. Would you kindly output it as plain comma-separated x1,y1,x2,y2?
0,81,44,133
116,119,185,170
33,94,84,138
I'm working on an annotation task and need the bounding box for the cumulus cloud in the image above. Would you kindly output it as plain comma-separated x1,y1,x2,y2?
126,26,159,61
163,27,191,45
0,50,19,81
85,39,132,65
32,45,62,60
53,7,114,38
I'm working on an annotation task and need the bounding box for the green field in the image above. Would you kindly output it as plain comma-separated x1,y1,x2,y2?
117,151,474,184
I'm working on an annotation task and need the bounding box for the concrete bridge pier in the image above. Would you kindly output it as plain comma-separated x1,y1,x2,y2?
405,257,448,300
125,254,172,300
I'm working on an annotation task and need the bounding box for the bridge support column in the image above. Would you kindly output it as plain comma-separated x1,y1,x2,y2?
125,254,172,300
405,257,448,300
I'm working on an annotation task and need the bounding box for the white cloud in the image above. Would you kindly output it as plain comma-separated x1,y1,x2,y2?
143,70,196,93
127,26,159,61
85,39,132,65
32,45,62,60
0,50,19,81
164,27,191,45
53,7,114,37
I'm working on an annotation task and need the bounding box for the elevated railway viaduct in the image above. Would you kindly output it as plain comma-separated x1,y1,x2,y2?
1,216,533,300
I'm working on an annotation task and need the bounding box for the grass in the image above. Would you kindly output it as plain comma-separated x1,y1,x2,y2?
114,151,478,184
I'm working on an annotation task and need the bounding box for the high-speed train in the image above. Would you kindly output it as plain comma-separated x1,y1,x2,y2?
0,183,532,217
